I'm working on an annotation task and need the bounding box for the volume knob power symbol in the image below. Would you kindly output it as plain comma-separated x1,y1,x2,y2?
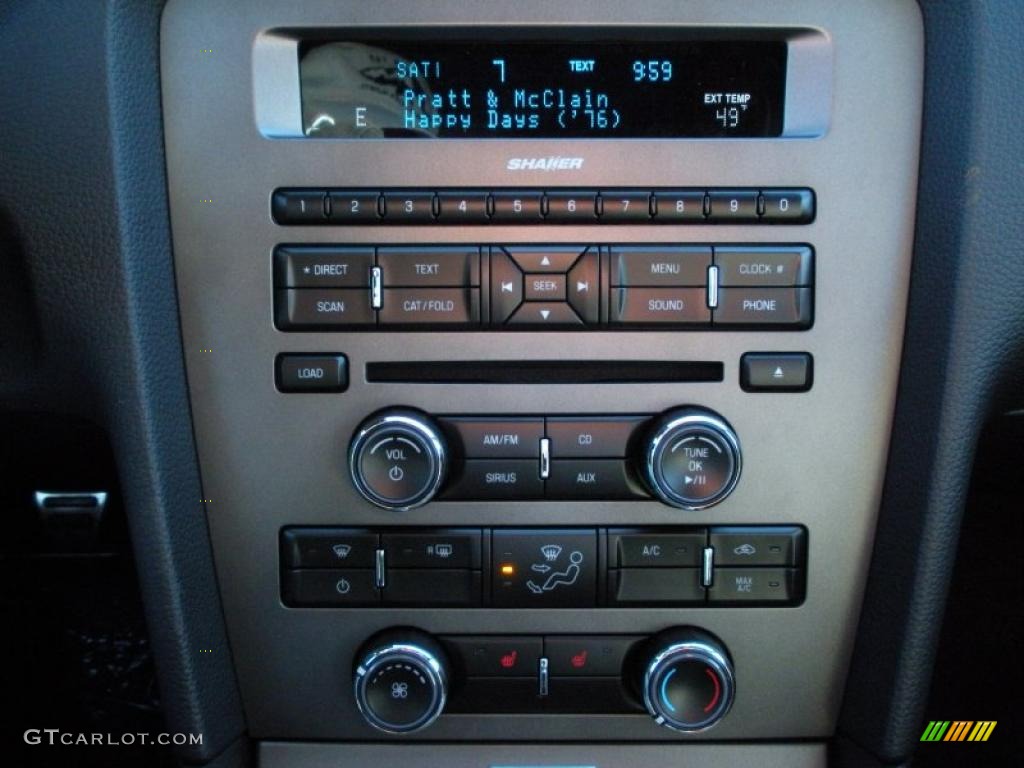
349,409,448,511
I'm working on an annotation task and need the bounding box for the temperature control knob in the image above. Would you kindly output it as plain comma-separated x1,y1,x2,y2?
349,409,448,510
642,408,741,509
639,627,735,733
353,629,450,734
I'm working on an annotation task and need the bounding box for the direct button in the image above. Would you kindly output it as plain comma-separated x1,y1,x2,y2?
440,417,544,459
274,246,374,288
714,246,813,287
378,247,480,287
275,354,348,393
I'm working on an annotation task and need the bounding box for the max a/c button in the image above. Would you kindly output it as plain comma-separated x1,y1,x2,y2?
276,354,348,393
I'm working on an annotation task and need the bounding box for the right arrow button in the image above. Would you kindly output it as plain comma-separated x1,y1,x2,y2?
567,248,600,324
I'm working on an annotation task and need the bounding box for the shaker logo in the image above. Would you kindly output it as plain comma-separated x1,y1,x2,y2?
506,157,584,171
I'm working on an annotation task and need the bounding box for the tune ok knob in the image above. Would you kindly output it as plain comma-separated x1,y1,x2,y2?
349,409,448,510
643,408,741,509
353,629,450,734
640,627,735,733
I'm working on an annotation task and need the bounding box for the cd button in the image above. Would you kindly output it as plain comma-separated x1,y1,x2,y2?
546,417,645,458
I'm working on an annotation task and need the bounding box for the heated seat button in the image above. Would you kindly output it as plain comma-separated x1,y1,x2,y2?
382,530,482,569
378,247,480,287
491,192,544,222
545,191,598,222
439,417,544,459
547,460,647,500
610,288,710,325
607,569,705,606
436,191,490,222
598,191,652,222
610,246,711,286
274,246,374,288
760,189,815,223
544,635,641,676
492,529,597,608
714,287,813,328
271,188,327,224
609,531,706,567
276,354,348,393
441,460,543,500
709,526,806,566
280,528,377,568
503,246,585,273
441,636,542,677
383,570,481,607
546,417,645,458
281,569,379,607
379,288,480,325
327,190,381,223
714,246,813,287
740,352,813,392
708,568,801,605
381,192,436,222
652,190,706,222
275,289,375,329
707,189,759,222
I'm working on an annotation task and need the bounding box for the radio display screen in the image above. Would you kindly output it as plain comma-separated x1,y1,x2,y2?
298,40,787,139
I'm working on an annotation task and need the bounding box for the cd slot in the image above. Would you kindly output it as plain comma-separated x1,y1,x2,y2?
365,360,723,385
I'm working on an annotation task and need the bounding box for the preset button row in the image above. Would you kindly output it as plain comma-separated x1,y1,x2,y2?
272,188,815,225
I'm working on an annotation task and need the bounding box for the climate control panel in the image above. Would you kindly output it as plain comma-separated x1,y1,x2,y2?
348,407,742,509
280,526,806,608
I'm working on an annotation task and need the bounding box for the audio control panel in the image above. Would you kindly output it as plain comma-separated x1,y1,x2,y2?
164,0,923,749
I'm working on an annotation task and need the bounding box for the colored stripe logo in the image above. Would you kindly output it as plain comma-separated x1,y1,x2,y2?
920,720,996,742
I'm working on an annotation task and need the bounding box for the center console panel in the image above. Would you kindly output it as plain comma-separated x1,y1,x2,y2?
161,0,923,750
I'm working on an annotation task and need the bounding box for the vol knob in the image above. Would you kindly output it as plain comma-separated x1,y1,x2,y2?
639,628,735,733
353,629,450,734
349,409,448,510
642,408,741,509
